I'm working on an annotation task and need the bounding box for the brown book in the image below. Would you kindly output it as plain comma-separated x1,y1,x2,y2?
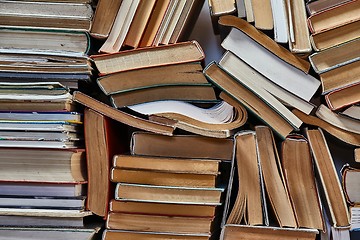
356,148,360,162
221,225,318,240
110,168,216,188
325,82,360,111
115,183,223,205
227,131,264,226
96,62,208,95
203,62,294,139
281,135,324,230
106,212,213,234
72,91,175,136
90,0,123,38
102,229,209,240
307,0,360,34
310,20,360,51
123,0,157,48
251,0,273,30
109,199,216,217
113,155,220,175
84,108,128,217
109,84,217,108
0,99,77,112
341,164,360,205
320,60,360,94
255,126,297,228
306,128,350,228
91,40,205,75
130,132,234,161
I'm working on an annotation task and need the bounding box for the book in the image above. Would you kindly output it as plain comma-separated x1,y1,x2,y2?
115,183,224,205
236,0,246,18
92,40,205,75
251,0,273,30
307,0,360,34
0,148,86,183
106,212,213,234
208,0,236,33
315,104,360,134
99,0,141,53
0,28,91,55
356,148,360,162
109,84,218,108
84,108,128,217
219,51,315,115
325,82,360,111
349,206,360,231
221,224,318,240
220,21,320,102
319,60,360,94
90,0,123,39
340,105,360,120
130,131,234,161
0,182,85,197
306,0,353,15
97,62,209,95
310,21,360,51
341,164,360,205
243,0,254,22
110,168,217,188
226,131,265,226
72,91,175,136
0,111,82,122
112,155,220,175
218,51,303,129
0,99,77,112
204,62,295,139
286,0,312,53
0,1,93,31
0,197,85,210
0,227,99,240
281,135,324,229
102,229,209,240
305,128,350,228
309,38,360,74
270,0,288,43
109,199,216,217
293,109,360,147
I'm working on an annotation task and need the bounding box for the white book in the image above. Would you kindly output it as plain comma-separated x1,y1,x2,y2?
221,28,320,101
243,0,254,22
270,0,288,43
236,0,246,18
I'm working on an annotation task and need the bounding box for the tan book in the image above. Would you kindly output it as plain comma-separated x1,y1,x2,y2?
320,60,360,94
90,0,123,38
0,99,76,112
221,224,318,240
356,148,360,162
208,0,236,16
227,131,264,226
113,155,220,175
130,132,234,161
92,40,205,75
325,82,360,111
310,21,360,51
84,108,128,217
306,128,350,228
109,84,217,108
282,135,324,230
341,164,360,205
306,0,353,15
115,183,223,205
308,0,360,34
110,168,216,188
204,62,294,139
109,199,216,217
106,212,213,234
103,230,209,240
123,0,157,48
293,109,360,147
251,0,273,30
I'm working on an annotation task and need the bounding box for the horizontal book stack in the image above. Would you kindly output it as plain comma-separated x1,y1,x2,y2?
91,0,205,53
102,131,234,240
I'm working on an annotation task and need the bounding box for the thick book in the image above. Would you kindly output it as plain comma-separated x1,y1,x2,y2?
251,0,273,30
84,108,128,217
106,212,213,234
270,0,289,43
307,0,360,34
281,135,324,230
204,62,295,139
91,40,205,75
102,229,209,240
325,82,360,111
306,128,350,228
0,1,93,31
90,0,123,39
341,105,360,121
109,199,216,217
96,61,207,96
208,0,236,33
306,0,353,15
0,148,86,183
221,224,318,240
341,164,360,206
130,131,234,161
